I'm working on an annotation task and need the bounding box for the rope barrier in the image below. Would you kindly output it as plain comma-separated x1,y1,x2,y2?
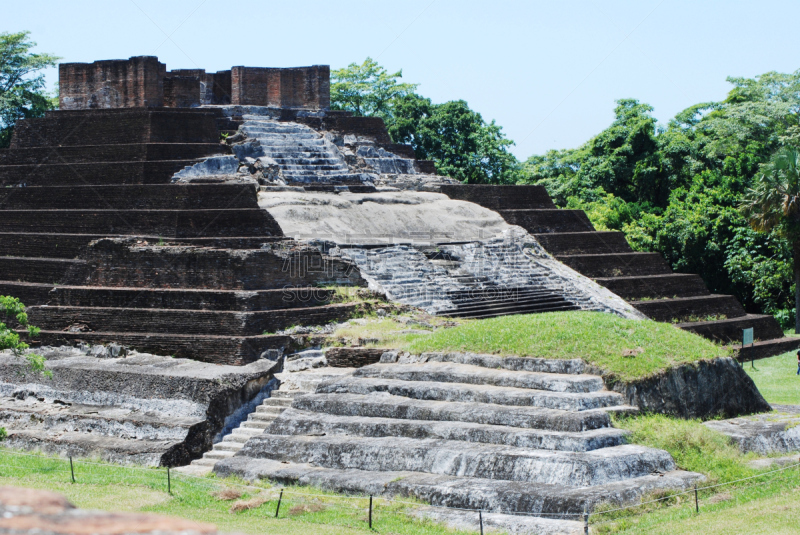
1,447,798,525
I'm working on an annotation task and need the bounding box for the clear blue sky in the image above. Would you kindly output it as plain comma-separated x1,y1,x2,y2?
5,0,800,159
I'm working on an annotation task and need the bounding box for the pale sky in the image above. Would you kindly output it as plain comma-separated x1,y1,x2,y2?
5,0,799,159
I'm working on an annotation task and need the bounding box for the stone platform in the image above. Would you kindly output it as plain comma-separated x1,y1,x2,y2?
0,347,277,466
216,352,703,526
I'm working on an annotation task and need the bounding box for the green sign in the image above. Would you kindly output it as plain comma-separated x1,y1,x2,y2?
742,328,754,346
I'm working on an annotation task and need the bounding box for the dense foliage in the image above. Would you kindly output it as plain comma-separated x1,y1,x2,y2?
522,71,800,328
331,58,519,183
0,31,58,148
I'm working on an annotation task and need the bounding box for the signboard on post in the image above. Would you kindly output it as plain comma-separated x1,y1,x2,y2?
742,328,754,346
742,327,755,368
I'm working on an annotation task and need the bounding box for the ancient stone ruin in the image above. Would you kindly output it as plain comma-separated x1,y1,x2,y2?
0,54,796,533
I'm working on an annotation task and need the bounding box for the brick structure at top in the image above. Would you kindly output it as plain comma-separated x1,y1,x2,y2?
59,56,329,111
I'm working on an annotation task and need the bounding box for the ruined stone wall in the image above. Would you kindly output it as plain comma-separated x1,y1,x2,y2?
59,56,166,109
231,65,329,109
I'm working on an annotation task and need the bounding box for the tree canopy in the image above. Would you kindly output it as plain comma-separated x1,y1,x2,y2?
0,31,59,148
330,58,519,184
522,69,800,327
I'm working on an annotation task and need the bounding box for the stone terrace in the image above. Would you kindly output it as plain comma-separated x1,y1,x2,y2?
0,107,364,364
441,185,800,360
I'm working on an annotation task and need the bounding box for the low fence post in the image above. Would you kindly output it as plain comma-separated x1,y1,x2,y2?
69,456,75,484
167,467,171,495
368,495,373,529
584,506,589,534
274,489,283,518
479,510,484,535
694,484,699,513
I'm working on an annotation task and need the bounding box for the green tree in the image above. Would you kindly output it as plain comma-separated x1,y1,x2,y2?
740,146,800,332
330,57,417,119
391,96,519,183
331,58,520,184
0,31,59,148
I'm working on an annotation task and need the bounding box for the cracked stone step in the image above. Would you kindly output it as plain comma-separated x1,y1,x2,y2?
269,408,627,452
354,362,606,393
215,457,702,518
291,393,618,432
236,434,677,487
0,399,201,442
318,376,624,411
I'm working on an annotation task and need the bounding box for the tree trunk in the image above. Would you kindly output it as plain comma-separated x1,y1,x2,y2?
795,241,800,334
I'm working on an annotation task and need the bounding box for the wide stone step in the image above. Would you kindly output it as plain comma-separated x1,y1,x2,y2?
595,273,711,299
215,457,701,517
440,185,557,210
269,408,627,452
533,231,634,255
203,449,237,460
271,390,310,399
31,330,291,366
0,257,85,285
0,400,200,442
0,184,259,210
316,376,626,411
259,398,293,407
27,303,359,336
237,434,675,486
439,300,580,319
498,209,595,233
738,336,800,361
557,253,672,277
45,286,335,311
353,362,606,393
3,429,180,467
211,442,244,452
0,160,198,188
0,281,54,306
396,353,590,375
0,233,116,259
677,314,785,343
631,294,747,322
292,393,614,432
0,209,280,237
249,409,285,421
0,144,228,165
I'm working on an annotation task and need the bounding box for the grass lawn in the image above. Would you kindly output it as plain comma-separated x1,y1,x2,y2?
0,450,467,535
600,414,800,533
400,311,729,381
744,349,800,405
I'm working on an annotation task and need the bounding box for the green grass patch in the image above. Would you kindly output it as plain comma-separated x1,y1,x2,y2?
0,449,468,535
597,414,800,533
401,311,729,381
745,350,800,405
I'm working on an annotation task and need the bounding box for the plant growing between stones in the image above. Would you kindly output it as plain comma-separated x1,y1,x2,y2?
0,295,47,375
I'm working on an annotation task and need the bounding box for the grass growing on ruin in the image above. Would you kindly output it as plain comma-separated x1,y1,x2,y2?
744,349,800,405
596,414,800,533
0,449,469,535
402,311,729,381
331,314,465,349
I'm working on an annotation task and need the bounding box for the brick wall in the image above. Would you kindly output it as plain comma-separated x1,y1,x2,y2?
231,65,329,109
59,56,166,109
58,57,326,110
163,76,201,108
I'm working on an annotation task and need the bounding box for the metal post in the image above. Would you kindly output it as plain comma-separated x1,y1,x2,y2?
479,510,484,535
584,507,589,535
167,467,171,495
69,456,75,483
368,495,373,529
694,484,699,513
274,489,283,518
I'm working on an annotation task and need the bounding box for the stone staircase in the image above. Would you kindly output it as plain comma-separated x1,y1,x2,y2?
215,353,702,531
442,185,800,360
239,118,361,183
339,240,586,317
179,364,354,475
